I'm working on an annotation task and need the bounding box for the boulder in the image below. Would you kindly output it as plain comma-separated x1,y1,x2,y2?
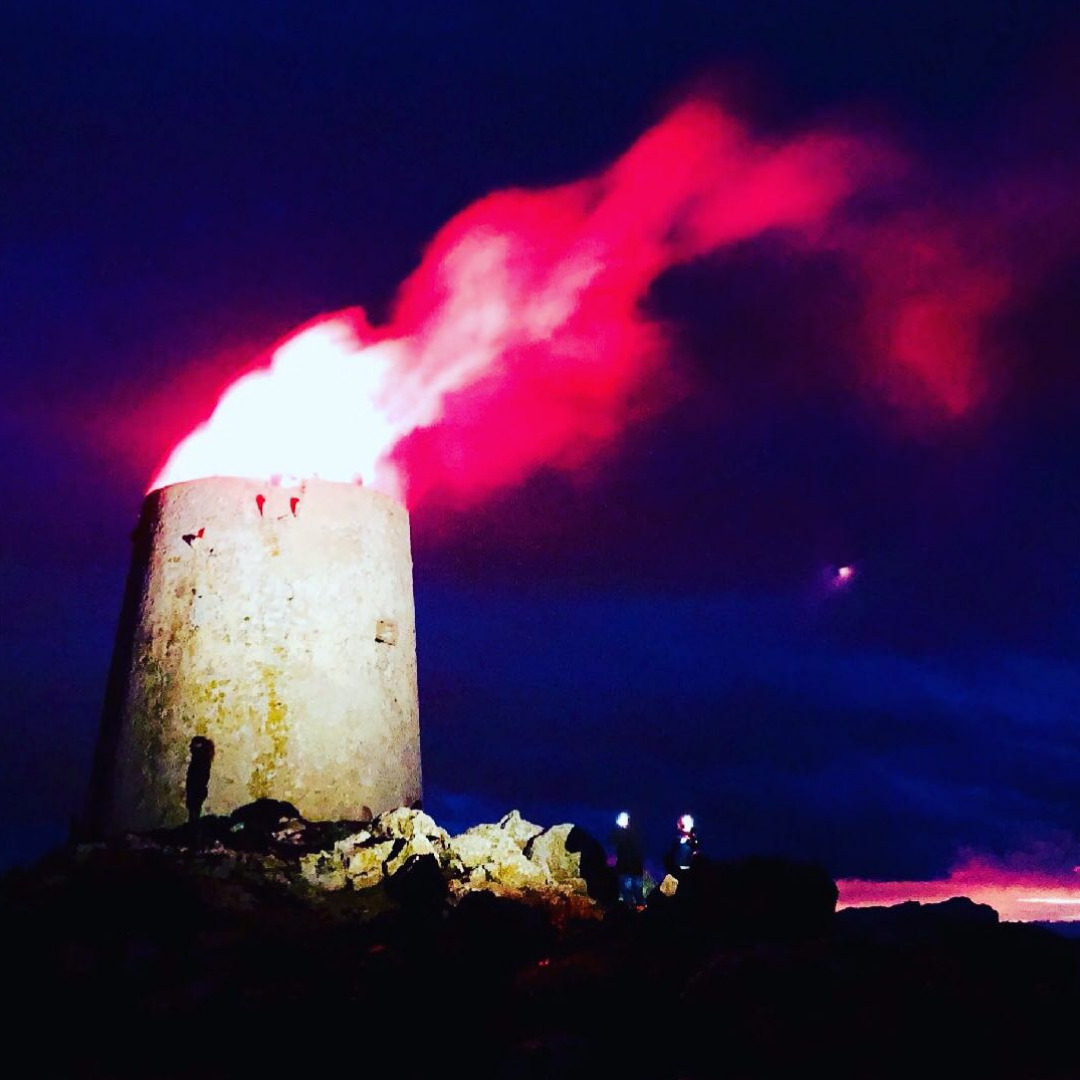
300,851,348,891
460,821,508,850
370,807,452,876
497,809,544,849
385,832,440,876
345,840,396,888
450,831,496,871
486,843,549,890
373,807,450,848
450,825,549,890
526,824,582,882
300,832,396,891
462,810,542,852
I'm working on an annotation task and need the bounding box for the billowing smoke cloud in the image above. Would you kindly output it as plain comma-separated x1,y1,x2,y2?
153,92,1073,507
153,98,888,503
828,214,1012,420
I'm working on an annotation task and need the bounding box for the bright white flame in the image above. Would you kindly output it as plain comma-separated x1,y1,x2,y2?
678,814,695,832
616,811,630,829
152,318,407,497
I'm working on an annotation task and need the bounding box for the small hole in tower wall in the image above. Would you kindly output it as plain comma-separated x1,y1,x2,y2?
375,619,397,645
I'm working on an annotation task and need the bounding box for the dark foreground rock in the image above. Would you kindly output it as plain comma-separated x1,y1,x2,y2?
3,808,1079,1079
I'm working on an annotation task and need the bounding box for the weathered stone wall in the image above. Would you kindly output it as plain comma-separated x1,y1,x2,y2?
88,477,421,834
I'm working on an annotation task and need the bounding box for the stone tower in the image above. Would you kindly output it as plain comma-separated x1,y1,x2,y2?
86,477,421,834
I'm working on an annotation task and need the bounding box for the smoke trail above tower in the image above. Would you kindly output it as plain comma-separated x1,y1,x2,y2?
153,94,1010,506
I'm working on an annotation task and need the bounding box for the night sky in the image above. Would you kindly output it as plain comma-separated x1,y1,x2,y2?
5,0,1080,880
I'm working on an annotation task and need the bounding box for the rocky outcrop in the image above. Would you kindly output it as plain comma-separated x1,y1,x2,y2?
494,809,545,848
525,823,581,883
291,806,604,907
299,807,453,891
837,895,999,942
76,801,613,916
10,815,1080,1080
450,812,547,890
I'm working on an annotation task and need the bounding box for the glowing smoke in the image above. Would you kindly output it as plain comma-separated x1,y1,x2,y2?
153,93,1053,506
826,212,1013,420
153,98,891,503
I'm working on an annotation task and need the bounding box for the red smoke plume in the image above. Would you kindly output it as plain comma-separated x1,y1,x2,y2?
152,98,888,503
153,93,1057,505
830,214,1012,419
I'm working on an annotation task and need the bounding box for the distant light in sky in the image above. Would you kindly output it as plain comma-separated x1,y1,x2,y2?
616,811,630,828
836,565,855,584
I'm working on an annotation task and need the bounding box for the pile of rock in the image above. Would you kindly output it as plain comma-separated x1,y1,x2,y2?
300,808,592,904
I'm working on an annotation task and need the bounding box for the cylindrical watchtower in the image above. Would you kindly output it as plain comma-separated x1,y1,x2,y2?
86,477,421,834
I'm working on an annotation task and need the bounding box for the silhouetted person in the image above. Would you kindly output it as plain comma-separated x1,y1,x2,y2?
665,813,699,879
609,811,645,906
185,736,214,824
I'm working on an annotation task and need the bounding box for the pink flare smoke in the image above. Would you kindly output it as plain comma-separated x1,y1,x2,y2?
830,216,1012,419
151,98,887,502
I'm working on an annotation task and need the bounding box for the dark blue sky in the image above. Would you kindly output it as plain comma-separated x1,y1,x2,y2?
4,0,1080,876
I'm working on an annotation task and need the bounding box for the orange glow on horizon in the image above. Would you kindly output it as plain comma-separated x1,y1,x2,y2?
838,859,1080,922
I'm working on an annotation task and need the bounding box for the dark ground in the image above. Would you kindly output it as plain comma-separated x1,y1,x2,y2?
4,815,1079,1080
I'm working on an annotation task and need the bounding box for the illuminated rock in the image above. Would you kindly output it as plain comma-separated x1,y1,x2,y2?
376,807,449,847
87,477,421,835
300,851,349,891
452,826,534,879
297,808,452,888
449,830,498,870
375,808,450,875
497,809,544,849
484,842,549,890
526,823,582,883
385,833,439,876
447,813,564,891
345,841,395,887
